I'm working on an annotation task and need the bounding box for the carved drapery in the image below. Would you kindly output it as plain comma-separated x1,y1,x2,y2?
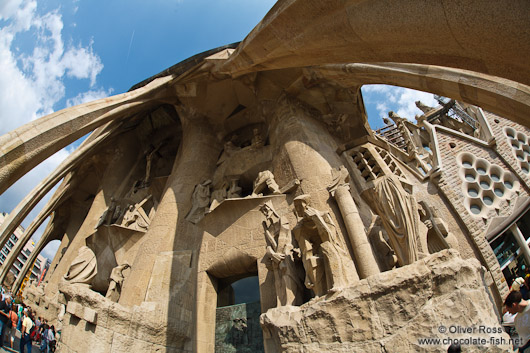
366,175,420,266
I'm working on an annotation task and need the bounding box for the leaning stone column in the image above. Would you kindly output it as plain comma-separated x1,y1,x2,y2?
328,167,379,279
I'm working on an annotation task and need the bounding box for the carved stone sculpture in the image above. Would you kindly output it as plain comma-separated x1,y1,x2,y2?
368,217,398,271
121,196,152,231
252,170,281,196
143,144,162,186
251,128,264,148
418,201,457,254
105,262,131,302
364,175,421,266
186,179,212,224
415,100,435,114
260,201,303,306
95,197,117,229
227,178,242,198
63,246,97,286
217,139,241,166
210,182,228,211
292,195,354,296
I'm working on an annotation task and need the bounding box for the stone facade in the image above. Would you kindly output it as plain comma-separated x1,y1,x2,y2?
1,1,529,352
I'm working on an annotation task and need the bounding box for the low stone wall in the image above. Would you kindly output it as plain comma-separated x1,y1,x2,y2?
51,282,191,353
261,250,512,353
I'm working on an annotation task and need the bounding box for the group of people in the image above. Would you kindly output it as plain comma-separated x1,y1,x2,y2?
0,289,56,353
504,275,530,352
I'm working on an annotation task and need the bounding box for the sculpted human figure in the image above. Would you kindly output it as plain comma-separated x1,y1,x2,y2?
292,195,353,296
95,197,117,229
111,203,122,224
63,246,97,287
121,196,152,231
260,201,303,306
186,179,212,224
105,262,131,302
366,175,421,266
389,111,431,174
227,178,242,198
252,170,281,196
143,144,161,186
217,138,241,166
251,128,264,148
210,182,228,211
418,200,457,253
368,217,398,271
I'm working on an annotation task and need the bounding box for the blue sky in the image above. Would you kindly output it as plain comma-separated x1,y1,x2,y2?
0,0,436,261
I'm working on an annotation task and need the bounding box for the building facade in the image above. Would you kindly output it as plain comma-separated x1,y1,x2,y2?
0,1,529,352
0,213,48,285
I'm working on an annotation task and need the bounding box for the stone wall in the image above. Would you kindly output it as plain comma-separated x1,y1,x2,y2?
261,250,511,353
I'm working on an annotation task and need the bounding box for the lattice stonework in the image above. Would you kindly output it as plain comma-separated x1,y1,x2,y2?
375,147,405,179
345,143,408,193
457,152,519,218
350,147,383,182
504,127,530,174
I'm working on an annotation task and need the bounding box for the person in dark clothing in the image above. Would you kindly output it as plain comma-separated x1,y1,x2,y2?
447,343,461,352
0,296,12,348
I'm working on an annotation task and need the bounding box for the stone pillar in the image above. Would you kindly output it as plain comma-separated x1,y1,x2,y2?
267,95,359,283
41,131,141,298
328,167,379,279
510,224,530,267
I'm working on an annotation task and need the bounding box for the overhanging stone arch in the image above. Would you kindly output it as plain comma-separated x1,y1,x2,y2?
0,121,122,266
312,63,530,128
11,213,63,293
0,76,173,195
222,0,530,86
1,181,71,288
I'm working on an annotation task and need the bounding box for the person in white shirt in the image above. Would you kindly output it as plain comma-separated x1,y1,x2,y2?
20,311,34,353
505,290,530,352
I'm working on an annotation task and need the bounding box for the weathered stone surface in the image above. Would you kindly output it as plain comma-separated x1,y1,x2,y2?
66,301,98,324
6,2,529,352
261,250,511,352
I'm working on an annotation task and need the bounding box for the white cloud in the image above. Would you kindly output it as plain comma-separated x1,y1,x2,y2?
0,0,106,135
62,43,103,86
66,87,113,107
363,84,439,123
0,0,108,262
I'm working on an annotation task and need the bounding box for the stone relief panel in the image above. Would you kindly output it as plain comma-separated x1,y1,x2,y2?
187,170,299,224
96,194,157,233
